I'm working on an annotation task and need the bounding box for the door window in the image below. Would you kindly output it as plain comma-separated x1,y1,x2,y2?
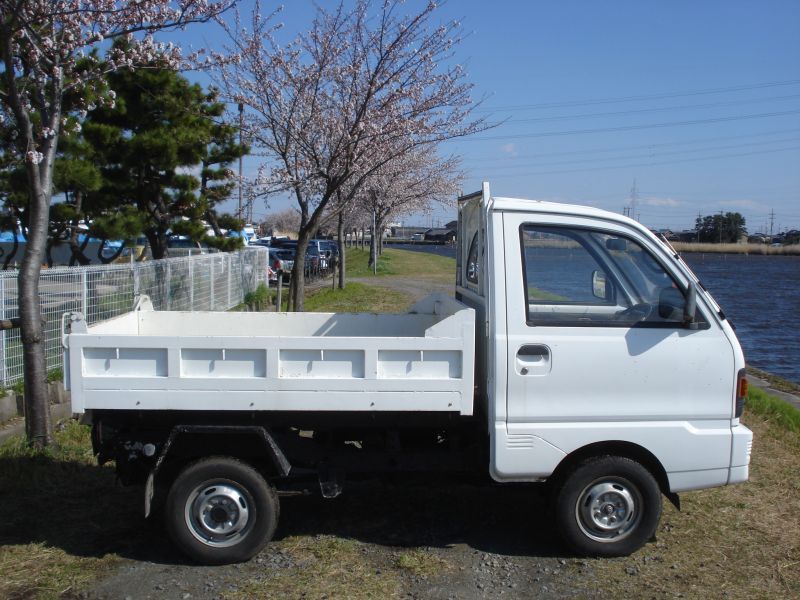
520,225,697,327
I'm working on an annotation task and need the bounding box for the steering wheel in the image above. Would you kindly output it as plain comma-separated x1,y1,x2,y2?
615,302,653,322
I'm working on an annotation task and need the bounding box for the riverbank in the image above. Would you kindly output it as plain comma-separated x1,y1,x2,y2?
673,241,800,255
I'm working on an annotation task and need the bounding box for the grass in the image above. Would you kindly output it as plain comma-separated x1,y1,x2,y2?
344,247,455,280
224,536,400,600
305,282,411,313
395,549,451,578
587,403,799,599
0,420,142,600
295,247,455,314
746,386,800,433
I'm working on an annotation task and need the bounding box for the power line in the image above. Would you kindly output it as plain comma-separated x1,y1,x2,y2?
469,137,800,170
466,108,800,141
507,93,800,124
474,79,800,113
481,144,800,177
459,127,800,163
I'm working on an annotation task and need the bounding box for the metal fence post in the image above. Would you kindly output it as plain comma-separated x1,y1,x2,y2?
133,263,140,297
210,255,215,310
227,253,232,308
81,269,88,320
0,276,6,387
166,262,172,311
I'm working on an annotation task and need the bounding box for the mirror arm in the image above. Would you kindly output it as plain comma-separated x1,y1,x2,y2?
684,282,699,330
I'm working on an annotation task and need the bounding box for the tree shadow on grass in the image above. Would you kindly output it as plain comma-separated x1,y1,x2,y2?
0,455,187,565
0,454,565,566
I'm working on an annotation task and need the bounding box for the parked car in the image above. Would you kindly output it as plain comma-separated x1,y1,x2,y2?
304,245,322,275
268,249,295,281
167,235,206,252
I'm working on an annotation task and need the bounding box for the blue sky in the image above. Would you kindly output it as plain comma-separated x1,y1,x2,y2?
179,1,800,234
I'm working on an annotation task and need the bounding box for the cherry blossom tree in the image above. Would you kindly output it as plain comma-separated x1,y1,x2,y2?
358,146,461,270
217,0,488,311
0,0,234,448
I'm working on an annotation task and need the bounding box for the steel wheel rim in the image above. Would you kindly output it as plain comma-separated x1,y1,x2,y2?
184,481,253,547
575,476,642,542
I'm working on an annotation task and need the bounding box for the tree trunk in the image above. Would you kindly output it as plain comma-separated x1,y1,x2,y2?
368,224,378,269
19,170,53,449
337,212,345,289
288,231,311,311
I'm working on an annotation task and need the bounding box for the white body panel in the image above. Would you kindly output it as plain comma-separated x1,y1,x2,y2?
65,294,476,415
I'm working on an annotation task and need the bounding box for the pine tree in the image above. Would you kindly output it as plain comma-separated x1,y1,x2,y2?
82,52,245,258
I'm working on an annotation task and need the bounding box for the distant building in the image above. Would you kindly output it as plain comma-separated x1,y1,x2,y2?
676,230,699,243
424,227,457,243
390,226,429,239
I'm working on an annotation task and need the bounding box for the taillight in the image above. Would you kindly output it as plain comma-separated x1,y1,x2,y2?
273,260,281,270
735,369,748,418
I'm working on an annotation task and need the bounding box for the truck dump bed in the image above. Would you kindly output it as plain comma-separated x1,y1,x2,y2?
64,294,475,415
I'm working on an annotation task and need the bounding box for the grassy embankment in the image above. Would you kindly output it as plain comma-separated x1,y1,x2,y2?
1,247,798,599
672,242,800,255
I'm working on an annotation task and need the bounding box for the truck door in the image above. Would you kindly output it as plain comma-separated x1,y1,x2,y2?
497,211,736,484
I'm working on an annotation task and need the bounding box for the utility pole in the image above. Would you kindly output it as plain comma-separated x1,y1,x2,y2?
238,102,244,221
696,211,702,242
769,209,775,238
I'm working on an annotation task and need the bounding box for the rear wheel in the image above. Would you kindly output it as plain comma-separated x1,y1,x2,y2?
554,456,661,557
165,457,278,565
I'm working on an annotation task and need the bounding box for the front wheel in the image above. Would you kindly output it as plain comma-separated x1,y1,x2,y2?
554,456,662,557
165,457,279,565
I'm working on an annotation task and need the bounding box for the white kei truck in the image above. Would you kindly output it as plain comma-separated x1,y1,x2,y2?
63,183,753,564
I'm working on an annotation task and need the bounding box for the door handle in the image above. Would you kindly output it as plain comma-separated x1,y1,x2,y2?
517,344,550,360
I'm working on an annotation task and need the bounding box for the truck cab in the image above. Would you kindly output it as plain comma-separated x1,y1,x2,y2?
457,182,752,555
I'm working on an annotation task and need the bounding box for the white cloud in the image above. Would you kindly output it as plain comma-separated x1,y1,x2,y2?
642,196,681,207
721,199,763,210
499,143,517,156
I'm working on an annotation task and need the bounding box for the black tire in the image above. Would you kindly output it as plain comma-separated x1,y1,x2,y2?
165,457,279,565
554,455,662,557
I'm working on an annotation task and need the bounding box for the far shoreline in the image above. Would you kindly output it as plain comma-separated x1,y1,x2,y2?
673,242,800,256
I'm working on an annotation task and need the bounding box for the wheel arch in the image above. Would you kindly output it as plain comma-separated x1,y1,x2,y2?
548,440,679,509
146,425,291,518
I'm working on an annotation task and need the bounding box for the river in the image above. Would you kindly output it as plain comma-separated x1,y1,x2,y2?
391,244,800,384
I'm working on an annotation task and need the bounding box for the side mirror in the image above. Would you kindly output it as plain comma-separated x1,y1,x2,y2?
592,270,608,300
684,281,698,329
658,283,699,328
606,238,627,251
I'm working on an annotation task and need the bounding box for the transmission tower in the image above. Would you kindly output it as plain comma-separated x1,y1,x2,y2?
624,179,639,221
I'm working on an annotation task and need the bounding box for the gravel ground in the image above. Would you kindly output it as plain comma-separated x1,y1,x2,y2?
77,480,605,600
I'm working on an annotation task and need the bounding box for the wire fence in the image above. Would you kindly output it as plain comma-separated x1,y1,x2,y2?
0,247,268,388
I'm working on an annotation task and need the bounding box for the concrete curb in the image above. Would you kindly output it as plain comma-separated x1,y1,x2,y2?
747,374,800,412
0,382,73,445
